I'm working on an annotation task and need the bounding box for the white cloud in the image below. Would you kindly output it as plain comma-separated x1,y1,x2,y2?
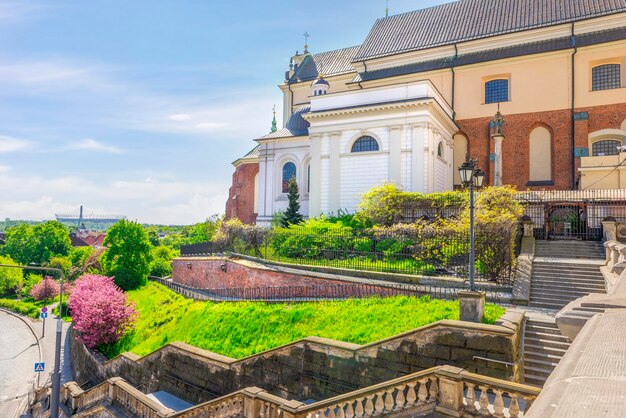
0,165,11,173
169,113,192,121
0,172,228,224
68,138,123,154
0,0,52,23
0,135,31,153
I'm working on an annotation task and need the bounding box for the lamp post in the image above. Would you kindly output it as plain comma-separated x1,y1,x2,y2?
0,264,64,418
458,159,486,291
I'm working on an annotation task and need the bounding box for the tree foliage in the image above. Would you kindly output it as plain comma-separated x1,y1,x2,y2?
281,177,303,227
29,277,60,301
102,220,153,290
69,274,137,349
0,255,23,295
1,221,71,265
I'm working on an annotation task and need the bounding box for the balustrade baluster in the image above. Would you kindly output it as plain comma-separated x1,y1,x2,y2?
428,377,438,401
336,403,345,418
465,382,477,412
384,388,395,411
345,400,355,418
406,382,417,406
374,392,385,414
418,379,428,403
493,389,505,418
524,396,535,413
394,385,406,410
259,402,266,418
364,395,374,415
355,397,365,417
328,405,337,418
478,386,490,414
509,394,520,418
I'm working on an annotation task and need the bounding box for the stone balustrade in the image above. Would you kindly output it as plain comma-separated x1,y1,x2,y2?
63,365,540,417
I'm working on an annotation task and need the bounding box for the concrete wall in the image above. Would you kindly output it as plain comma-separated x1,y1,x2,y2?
71,311,524,405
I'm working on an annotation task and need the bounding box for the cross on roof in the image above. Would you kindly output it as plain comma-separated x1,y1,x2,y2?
303,32,310,53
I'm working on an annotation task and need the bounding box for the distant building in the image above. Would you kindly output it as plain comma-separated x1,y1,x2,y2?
226,0,626,226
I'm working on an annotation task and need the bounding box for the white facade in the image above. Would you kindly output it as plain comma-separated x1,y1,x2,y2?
256,80,457,226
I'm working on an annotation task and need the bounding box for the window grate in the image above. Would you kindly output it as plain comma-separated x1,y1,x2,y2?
592,140,621,156
592,64,621,91
351,136,379,153
485,79,509,104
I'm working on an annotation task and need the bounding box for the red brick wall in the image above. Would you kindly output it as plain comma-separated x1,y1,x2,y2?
173,258,350,289
457,102,626,190
225,162,259,224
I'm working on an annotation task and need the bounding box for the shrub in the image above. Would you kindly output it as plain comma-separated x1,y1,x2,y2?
150,259,172,278
357,183,406,226
20,273,43,297
46,256,72,278
281,177,304,226
0,255,23,296
0,299,40,318
214,219,269,257
29,277,61,301
270,218,354,259
69,274,137,349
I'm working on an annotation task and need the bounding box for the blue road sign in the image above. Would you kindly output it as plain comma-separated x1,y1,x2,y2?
40,312,48,319
41,307,48,313
34,362,45,372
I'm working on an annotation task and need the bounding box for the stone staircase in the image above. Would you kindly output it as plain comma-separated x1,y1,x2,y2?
523,318,571,387
528,241,606,310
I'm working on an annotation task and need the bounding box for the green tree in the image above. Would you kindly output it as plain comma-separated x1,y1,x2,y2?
46,256,72,278
181,215,221,245
102,220,153,290
281,177,303,227
1,224,35,264
0,255,23,295
31,221,72,264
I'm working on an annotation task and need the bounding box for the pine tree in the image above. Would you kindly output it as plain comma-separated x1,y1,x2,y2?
281,177,304,226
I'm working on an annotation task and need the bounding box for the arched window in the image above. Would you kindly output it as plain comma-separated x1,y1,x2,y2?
282,162,296,193
351,136,379,153
592,64,621,91
485,79,509,104
453,134,468,186
529,127,552,182
437,142,444,158
592,140,621,156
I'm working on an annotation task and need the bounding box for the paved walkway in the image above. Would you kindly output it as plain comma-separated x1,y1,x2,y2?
0,307,72,418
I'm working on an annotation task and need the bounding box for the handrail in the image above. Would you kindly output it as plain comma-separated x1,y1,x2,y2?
472,356,516,367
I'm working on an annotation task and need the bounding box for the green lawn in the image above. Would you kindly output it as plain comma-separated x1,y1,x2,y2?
102,282,505,359
0,298,41,318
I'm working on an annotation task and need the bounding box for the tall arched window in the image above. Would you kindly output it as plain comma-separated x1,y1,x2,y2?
453,134,468,186
437,142,444,158
306,164,311,194
282,162,296,193
485,79,509,104
529,127,552,182
592,140,621,156
351,136,379,153
592,64,621,91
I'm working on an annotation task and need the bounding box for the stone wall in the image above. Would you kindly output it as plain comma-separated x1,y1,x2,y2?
225,161,258,225
71,311,524,405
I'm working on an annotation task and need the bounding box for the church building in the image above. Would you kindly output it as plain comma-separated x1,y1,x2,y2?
225,0,626,226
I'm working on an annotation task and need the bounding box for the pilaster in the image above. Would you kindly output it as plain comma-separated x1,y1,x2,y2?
389,126,402,186
411,124,426,193
309,135,322,217
493,135,504,187
328,132,341,214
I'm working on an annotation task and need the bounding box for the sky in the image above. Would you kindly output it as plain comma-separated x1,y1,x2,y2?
0,0,450,225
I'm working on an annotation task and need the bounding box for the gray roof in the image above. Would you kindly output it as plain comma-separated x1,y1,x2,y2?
354,26,626,82
354,0,626,61
232,145,260,165
288,46,360,83
258,105,311,139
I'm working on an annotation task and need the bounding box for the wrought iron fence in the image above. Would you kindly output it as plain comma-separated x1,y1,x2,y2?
515,189,626,241
150,277,504,303
180,224,518,285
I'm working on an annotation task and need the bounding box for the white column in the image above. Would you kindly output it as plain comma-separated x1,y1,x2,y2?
257,143,275,225
309,134,322,217
328,132,341,214
427,127,438,193
493,135,504,186
411,124,425,193
389,126,402,186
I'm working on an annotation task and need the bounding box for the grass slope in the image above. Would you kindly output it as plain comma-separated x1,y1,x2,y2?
102,282,505,359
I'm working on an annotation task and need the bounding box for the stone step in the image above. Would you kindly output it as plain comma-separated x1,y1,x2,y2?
532,264,604,272
523,357,561,369
573,306,606,313
523,374,547,387
525,325,561,336
530,279,606,288
524,350,567,362
533,254,605,259
525,337,571,350
527,301,566,310
524,343,569,357
531,270,604,279
530,289,597,299
523,365,554,378
529,294,582,303
530,283,603,292
524,330,571,343
532,266,604,274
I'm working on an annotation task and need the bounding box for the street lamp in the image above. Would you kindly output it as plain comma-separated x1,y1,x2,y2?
458,159,486,291
0,264,64,418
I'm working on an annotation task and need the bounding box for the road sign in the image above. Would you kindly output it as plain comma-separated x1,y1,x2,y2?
40,312,48,319
34,362,45,372
41,307,48,313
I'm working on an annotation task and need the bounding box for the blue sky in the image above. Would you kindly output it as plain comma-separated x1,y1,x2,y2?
0,0,449,224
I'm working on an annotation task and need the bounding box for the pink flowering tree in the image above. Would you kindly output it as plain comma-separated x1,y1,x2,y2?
29,277,60,301
69,274,137,349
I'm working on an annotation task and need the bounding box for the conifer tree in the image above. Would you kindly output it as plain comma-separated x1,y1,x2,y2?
281,177,304,226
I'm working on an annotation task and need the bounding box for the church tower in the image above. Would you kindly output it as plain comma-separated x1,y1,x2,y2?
311,75,329,96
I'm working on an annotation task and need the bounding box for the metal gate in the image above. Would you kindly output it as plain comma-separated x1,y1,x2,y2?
516,190,626,241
